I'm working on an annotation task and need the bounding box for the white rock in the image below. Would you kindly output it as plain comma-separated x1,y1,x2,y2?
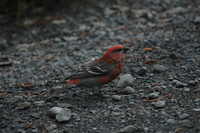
117,74,134,88
56,108,72,122
47,107,63,117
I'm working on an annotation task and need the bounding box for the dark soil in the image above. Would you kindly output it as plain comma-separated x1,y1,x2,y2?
0,0,200,133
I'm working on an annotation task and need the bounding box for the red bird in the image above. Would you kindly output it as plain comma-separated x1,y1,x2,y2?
50,45,129,96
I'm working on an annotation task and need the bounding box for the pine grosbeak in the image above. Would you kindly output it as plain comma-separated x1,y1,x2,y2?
50,45,129,96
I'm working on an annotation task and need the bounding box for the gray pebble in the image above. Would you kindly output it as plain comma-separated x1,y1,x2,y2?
117,74,134,88
189,80,196,85
166,119,176,124
193,108,200,112
118,125,137,133
194,16,200,23
172,80,185,88
184,87,190,92
180,114,189,120
56,108,72,122
123,86,135,94
154,101,166,108
34,101,45,106
153,64,167,72
46,124,57,131
194,98,200,102
47,107,63,117
149,92,160,99
111,95,121,101
49,129,59,133
18,102,32,109
137,67,147,76
51,86,62,92
180,120,194,128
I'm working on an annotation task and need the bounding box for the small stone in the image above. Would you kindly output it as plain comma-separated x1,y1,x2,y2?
193,108,200,112
62,36,78,41
56,108,72,122
90,110,98,114
18,102,32,109
102,94,110,99
154,101,165,108
51,86,62,93
180,114,189,120
117,74,134,88
184,88,190,92
189,80,196,85
166,119,176,124
118,125,137,133
111,95,121,101
172,80,185,88
169,53,178,59
194,16,200,23
164,7,187,14
149,92,160,99
194,98,200,103
47,107,63,117
153,64,167,72
112,112,121,116
137,67,147,76
123,86,135,94
52,19,66,24
49,129,59,133
180,120,194,128
46,124,57,132
34,101,45,106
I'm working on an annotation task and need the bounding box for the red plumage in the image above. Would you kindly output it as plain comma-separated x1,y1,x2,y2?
50,45,129,96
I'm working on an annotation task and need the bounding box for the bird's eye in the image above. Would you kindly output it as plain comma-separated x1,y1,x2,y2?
116,49,122,52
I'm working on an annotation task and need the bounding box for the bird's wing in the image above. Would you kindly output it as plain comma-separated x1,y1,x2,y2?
65,61,110,80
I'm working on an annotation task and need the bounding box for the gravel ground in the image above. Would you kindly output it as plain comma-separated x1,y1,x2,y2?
1,0,200,133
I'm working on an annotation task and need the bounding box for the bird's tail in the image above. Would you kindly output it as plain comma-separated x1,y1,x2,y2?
48,84,76,97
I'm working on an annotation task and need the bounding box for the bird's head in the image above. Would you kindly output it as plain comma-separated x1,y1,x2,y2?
104,45,129,56
100,45,129,63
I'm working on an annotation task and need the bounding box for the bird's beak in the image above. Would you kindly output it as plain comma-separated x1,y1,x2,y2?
123,47,129,53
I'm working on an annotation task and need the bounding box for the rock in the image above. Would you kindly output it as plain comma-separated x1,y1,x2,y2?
111,95,121,101
153,64,167,72
56,108,72,122
34,101,45,106
166,119,176,124
52,19,66,24
169,53,178,59
184,87,190,92
18,102,32,109
117,74,134,88
123,86,135,94
62,36,78,41
163,7,187,15
46,124,57,132
194,98,200,103
193,16,200,23
188,80,197,85
180,114,189,120
154,101,165,108
193,108,200,112
172,80,186,88
118,125,137,133
149,92,160,99
137,67,147,76
47,107,63,117
51,86,62,93
180,120,194,128
49,129,59,133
